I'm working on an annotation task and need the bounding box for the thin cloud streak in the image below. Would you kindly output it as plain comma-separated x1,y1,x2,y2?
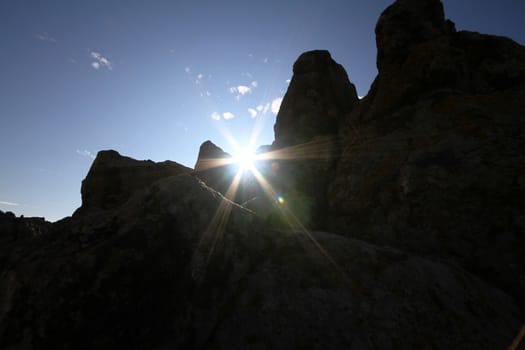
34,32,56,43
90,51,112,70
0,201,20,206
76,149,96,159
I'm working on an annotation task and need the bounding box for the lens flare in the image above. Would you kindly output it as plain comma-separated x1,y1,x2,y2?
233,149,256,172
276,195,285,204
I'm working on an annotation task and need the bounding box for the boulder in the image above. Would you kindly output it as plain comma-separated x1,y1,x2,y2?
273,50,358,148
79,150,192,212
0,175,520,349
328,0,525,308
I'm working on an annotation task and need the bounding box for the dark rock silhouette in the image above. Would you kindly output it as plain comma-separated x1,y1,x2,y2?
1,0,524,348
273,50,359,148
0,210,51,242
328,0,525,309
0,176,521,349
79,149,192,212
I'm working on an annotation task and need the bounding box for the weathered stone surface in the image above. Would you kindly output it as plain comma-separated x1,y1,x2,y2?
0,174,520,349
79,150,192,212
0,210,52,243
1,0,524,348
375,0,454,71
265,50,358,228
328,0,525,308
273,50,358,148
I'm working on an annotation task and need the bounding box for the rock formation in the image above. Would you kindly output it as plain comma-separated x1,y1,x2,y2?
0,210,51,243
1,0,524,348
79,150,192,212
265,50,359,228
0,175,521,349
328,0,525,309
273,50,359,148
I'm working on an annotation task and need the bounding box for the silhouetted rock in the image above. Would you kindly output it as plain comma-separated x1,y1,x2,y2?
79,149,192,212
0,175,520,349
0,210,52,243
273,50,358,148
193,140,239,197
375,0,455,71
328,0,525,308
265,50,358,228
1,0,524,348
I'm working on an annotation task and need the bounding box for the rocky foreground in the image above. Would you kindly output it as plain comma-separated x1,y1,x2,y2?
1,0,524,348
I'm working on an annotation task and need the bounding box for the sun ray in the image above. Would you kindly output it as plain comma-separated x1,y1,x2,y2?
191,167,244,281
256,135,340,162
250,165,349,282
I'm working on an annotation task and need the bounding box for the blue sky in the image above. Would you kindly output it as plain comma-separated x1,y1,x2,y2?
1,0,524,222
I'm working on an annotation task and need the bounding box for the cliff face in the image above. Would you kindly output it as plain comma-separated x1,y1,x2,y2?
1,0,524,348
79,150,192,212
0,175,521,349
273,50,358,148
327,0,525,307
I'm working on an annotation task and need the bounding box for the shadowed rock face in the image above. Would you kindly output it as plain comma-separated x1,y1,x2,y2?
273,50,358,148
1,0,524,348
375,0,454,71
80,150,192,212
328,0,525,308
0,175,521,349
265,50,359,228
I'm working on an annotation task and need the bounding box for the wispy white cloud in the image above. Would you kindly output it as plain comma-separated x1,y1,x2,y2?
271,97,283,114
185,66,191,74
285,79,291,84
251,81,258,87
34,32,56,43
256,103,270,114
263,57,269,64
90,51,112,70
223,112,235,120
211,112,221,120
237,85,251,95
248,108,257,118
229,85,252,95
0,201,19,206
197,73,203,80
76,149,96,159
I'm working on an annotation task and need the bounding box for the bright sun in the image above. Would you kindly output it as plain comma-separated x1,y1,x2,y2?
233,149,256,172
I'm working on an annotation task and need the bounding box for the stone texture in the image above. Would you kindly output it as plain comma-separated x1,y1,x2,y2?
264,50,359,228
0,175,520,349
0,210,52,243
375,0,454,71
328,0,525,308
273,50,358,148
1,0,524,348
79,150,192,212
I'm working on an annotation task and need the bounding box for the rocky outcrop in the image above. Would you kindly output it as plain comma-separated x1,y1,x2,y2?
273,50,358,148
79,150,192,212
1,0,524,348
0,175,521,349
375,0,455,71
0,210,52,243
264,50,359,228
328,0,525,308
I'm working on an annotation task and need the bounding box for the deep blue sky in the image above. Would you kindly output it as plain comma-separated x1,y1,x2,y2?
1,0,524,221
